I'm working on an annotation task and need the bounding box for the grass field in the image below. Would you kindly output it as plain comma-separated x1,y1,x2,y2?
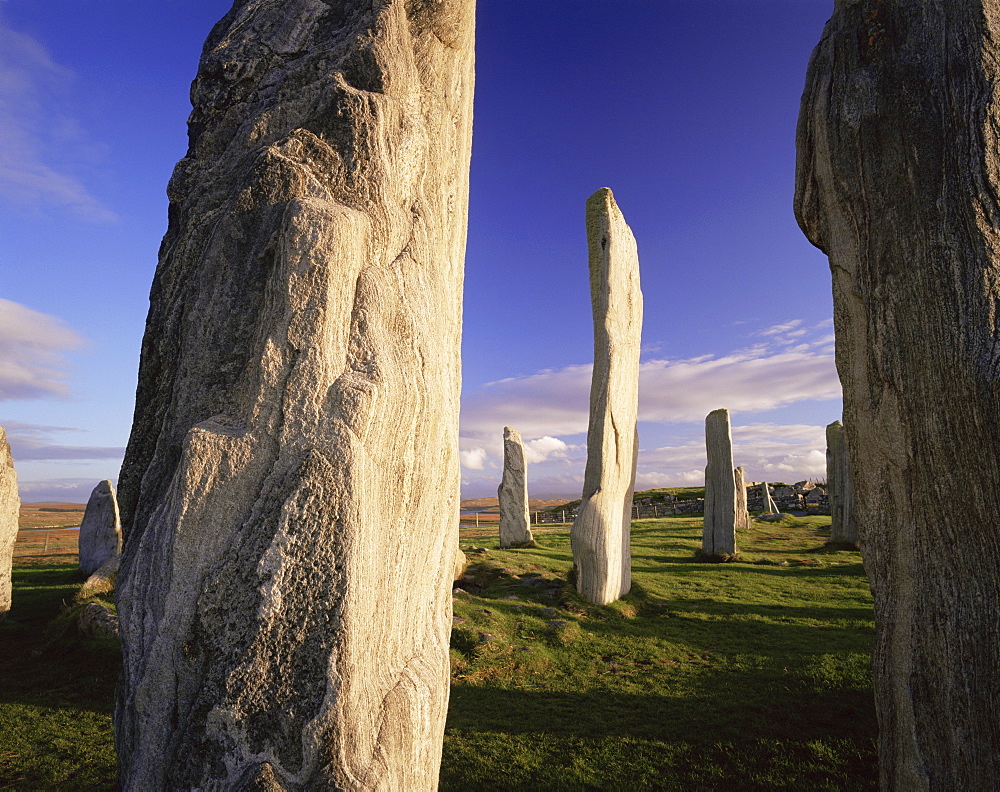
0,515,875,790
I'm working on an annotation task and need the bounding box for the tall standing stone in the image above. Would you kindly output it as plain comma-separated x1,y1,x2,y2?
734,466,750,532
796,3,1000,785
0,427,18,622
760,482,779,515
825,421,856,546
114,2,475,788
702,409,736,556
78,480,122,575
571,188,642,605
498,426,532,548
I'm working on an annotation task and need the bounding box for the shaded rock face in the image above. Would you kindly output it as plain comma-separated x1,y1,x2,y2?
796,3,1000,786
498,426,532,548
702,409,736,556
571,188,643,605
114,1,475,789
734,466,750,532
825,421,855,545
0,427,18,622
78,480,122,576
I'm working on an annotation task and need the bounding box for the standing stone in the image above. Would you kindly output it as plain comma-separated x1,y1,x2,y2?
796,4,1000,785
759,482,779,515
734,466,750,532
114,2,475,789
702,409,736,556
571,188,642,605
78,480,122,575
498,426,532,548
825,421,856,546
0,427,18,622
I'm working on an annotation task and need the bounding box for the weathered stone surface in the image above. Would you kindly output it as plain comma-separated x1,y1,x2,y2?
77,602,119,640
498,426,532,548
734,466,750,532
571,188,642,605
78,480,121,576
760,482,779,515
825,421,856,546
114,1,475,788
796,4,1000,785
0,427,18,622
78,554,121,601
702,409,736,556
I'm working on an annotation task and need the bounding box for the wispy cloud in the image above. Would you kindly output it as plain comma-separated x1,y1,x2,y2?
17,477,115,504
458,321,841,497
460,320,840,441
2,421,124,461
0,17,116,221
0,299,84,400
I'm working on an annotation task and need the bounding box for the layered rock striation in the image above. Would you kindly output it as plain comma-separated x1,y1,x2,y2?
498,426,532,548
796,3,1000,784
702,409,736,556
78,480,122,575
0,427,18,622
571,188,642,605
114,1,475,788
825,421,855,546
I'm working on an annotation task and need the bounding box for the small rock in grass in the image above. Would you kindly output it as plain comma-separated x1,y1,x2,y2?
539,607,558,617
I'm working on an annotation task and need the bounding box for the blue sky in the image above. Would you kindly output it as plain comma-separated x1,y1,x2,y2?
0,1,839,502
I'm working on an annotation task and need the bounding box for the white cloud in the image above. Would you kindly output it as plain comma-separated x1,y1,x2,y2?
460,326,841,441
2,421,124,461
0,18,116,221
524,435,570,464
459,446,488,471
0,299,84,400
17,477,114,503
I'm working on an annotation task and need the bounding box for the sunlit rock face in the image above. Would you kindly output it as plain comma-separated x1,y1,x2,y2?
113,1,475,788
796,3,1000,785
702,409,736,557
571,187,642,605
78,480,121,575
498,426,532,548
734,466,750,533
0,427,18,622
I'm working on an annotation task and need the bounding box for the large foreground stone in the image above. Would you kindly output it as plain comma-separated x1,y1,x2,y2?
498,426,532,548
571,188,642,604
78,480,121,575
825,421,855,546
796,3,1000,784
702,409,736,556
0,427,18,622
114,1,475,788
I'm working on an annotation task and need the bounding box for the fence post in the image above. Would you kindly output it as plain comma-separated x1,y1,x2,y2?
561,509,566,524
475,513,479,528
43,532,50,555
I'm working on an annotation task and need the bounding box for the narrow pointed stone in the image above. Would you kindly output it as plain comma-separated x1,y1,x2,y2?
571,187,642,605
78,480,122,576
702,409,736,556
760,482,779,515
796,4,1000,783
498,426,532,548
0,427,18,622
825,421,856,546
734,466,750,532
113,1,475,788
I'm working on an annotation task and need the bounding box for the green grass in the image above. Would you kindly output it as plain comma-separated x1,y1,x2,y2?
446,515,875,790
1,515,875,790
0,563,118,790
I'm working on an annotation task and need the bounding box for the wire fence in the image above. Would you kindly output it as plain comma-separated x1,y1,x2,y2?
13,529,79,559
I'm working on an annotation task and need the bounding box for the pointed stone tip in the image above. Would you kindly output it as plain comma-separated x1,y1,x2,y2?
586,187,616,213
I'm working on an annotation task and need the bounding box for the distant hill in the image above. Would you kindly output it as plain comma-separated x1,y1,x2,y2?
461,497,572,513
